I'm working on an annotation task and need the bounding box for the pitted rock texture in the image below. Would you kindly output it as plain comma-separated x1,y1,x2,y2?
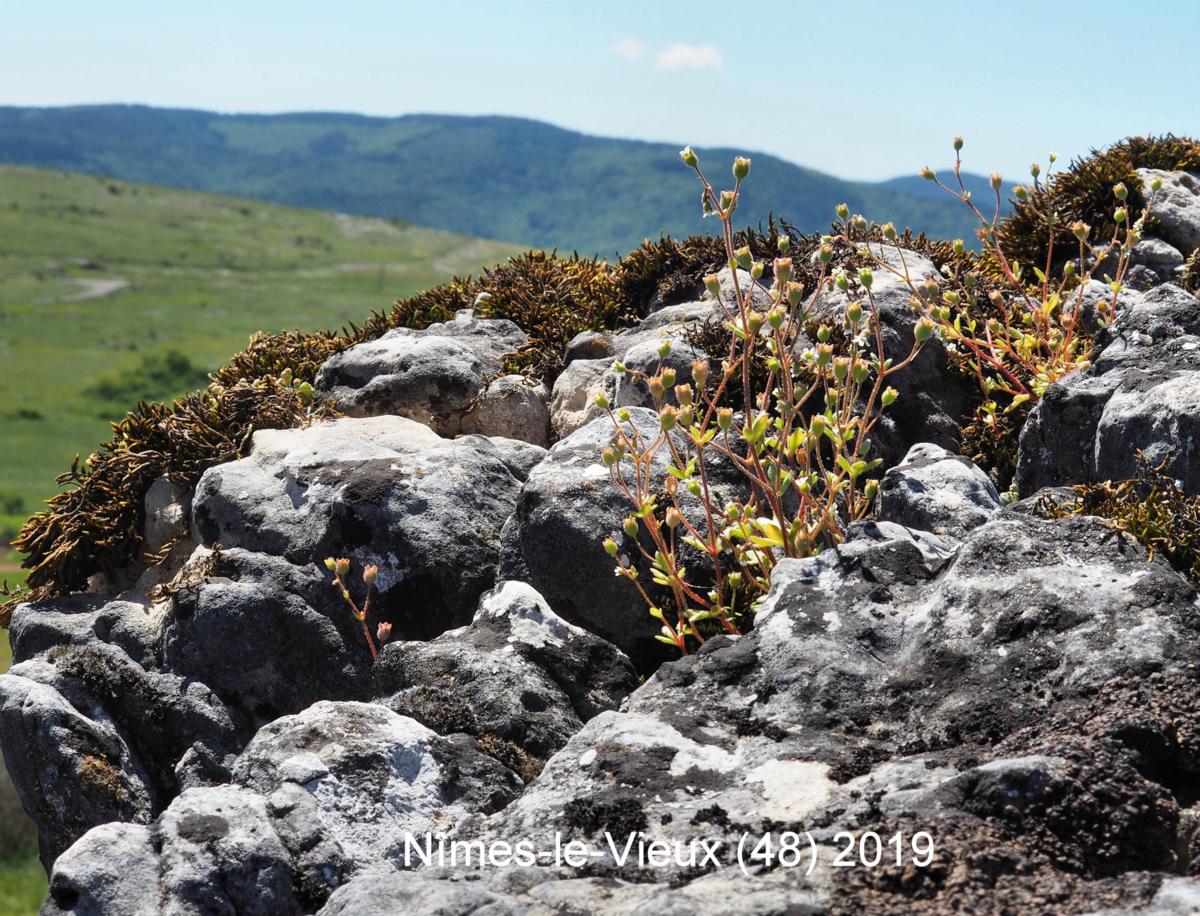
1017,283,1200,496
192,415,540,639
232,701,522,869
374,581,639,771
314,311,535,440
0,640,238,867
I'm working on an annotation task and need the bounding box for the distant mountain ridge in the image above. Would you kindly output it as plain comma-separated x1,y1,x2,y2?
0,105,1005,254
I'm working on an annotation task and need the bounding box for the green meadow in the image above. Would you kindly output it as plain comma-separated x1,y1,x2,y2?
0,164,519,565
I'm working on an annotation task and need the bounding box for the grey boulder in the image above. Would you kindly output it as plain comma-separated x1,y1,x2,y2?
1017,283,1200,496
233,701,522,870
191,416,540,639
314,311,536,440
877,442,1001,538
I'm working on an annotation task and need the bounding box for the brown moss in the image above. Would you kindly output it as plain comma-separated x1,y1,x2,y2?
1037,457,1200,587
997,135,1200,274
79,754,126,805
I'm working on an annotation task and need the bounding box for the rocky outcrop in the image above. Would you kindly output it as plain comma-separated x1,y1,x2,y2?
12,176,1200,914
1017,283,1200,496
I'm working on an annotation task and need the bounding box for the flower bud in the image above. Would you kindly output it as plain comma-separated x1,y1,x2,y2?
720,189,736,211
1014,185,1029,202
847,301,863,324
717,407,733,431
1114,207,1127,224
777,235,790,253
1151,176,1163,192
691,359,709,388
833,357,849,381
953,135,964,151
324,557,337,572
1030,162,1040,179
881,386,898,407
815,343,833,366
734,246,752,269
1071,220,1090,241
746,311,764,335
648,375,666,401
773,257,793,283
665,507,684,529
733,157,751,180
858,267,874,289
594,390,610,410
363,564,379,586
377,621,393,644
335,558,350,577
1113,181,1128,201
680,146,699,168
952,238,966,255
675,383,693,407
659,405,678,431
818,243,834,263
1063,261,1076,277
704,274,721,295
661,367,677,387
657,339,672,359
750,261,764,280
601,447,618,467
836,202,850,220
603,537,619,556
864,479,879,501
943,290,960,306
766,307,786,330
817,324,831,343
787,281,804,306
920,166,936,181
618,408,631,421
881,222,897,241
835,271,850,292
851,362,870,384
810,415,826,436
279,368,293,387
296,382,314,406
914,318,935,343
990,172,1003,192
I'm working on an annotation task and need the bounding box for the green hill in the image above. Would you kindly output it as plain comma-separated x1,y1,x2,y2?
0,105,997,255
0,165,519,552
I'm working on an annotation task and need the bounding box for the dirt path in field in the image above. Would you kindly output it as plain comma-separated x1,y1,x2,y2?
61,278,128,302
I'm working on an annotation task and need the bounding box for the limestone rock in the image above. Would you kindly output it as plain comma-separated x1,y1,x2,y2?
877,442,1001,538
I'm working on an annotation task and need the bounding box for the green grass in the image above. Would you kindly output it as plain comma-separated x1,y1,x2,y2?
0,165,519,555
0,853,44,916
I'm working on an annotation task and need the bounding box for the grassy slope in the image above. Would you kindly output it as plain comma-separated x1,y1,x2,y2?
0,165,519,554
0,106,997,255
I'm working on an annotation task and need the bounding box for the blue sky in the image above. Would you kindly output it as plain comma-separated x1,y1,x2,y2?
4,0,1198,181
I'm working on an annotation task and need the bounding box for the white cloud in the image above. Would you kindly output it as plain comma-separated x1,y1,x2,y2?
654,43,724,71
610,39,647,60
